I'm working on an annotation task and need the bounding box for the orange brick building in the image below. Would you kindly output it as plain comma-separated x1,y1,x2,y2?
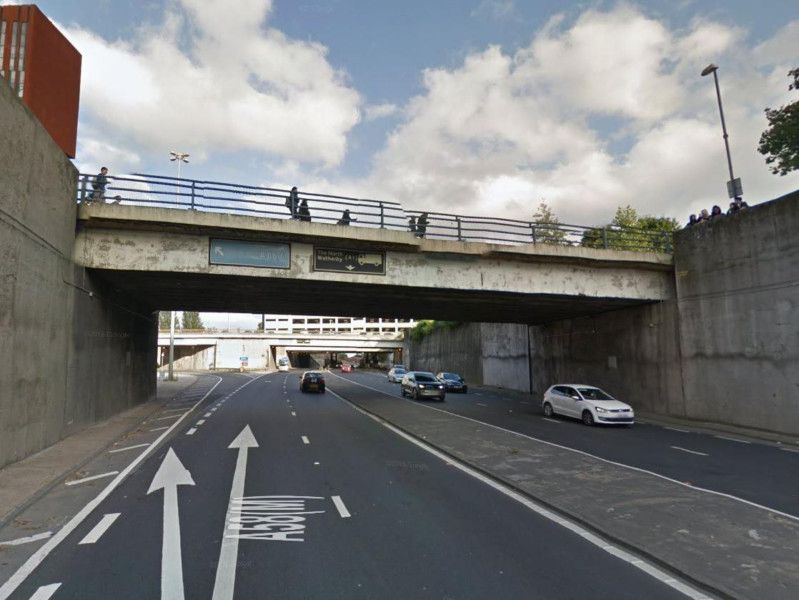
0,4,81,157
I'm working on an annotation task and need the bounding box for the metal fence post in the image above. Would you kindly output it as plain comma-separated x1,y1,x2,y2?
456,217,462,241
191,180,196,210
379,202,385,228
602,227,608,249
531,223,537,244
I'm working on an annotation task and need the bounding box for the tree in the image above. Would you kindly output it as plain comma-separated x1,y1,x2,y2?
581,205,678,252
158,311,171,330
758,68,799,176
532,201,566,244
181,311,203,330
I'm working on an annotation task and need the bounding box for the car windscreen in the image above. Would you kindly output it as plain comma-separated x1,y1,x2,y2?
415,374,437,382
577,387,613,400
442,373,460,380
394,368,406,373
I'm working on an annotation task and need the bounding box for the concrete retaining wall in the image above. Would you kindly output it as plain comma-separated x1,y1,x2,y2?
0,76,156,469
673,192,799,433
408,323,530,392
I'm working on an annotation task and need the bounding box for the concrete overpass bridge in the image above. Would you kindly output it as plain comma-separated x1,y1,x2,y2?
73,202,674,324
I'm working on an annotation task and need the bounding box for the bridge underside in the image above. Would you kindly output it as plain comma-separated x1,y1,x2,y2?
93,269,653,325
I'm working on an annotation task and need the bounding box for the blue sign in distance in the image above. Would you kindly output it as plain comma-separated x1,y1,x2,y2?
209,239,290,269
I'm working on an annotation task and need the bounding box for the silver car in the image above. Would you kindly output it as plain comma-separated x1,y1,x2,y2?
400,371,446,401
387,365,407,383
542,384,634,425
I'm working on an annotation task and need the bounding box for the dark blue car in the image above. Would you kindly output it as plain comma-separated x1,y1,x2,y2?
436,372,467,393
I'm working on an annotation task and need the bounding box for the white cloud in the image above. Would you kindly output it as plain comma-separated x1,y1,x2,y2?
62,0,360,168
364,103,400,121
471,0,517,20
356,5,799,225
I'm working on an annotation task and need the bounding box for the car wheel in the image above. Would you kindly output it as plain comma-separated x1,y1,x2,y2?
320,386,325,393
412,388,419,400
543,403,554,418
400,388,406,397
582,410,594,426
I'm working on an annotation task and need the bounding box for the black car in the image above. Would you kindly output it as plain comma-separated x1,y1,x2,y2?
436,372,467,393
400,371,446,401
300,371,325,393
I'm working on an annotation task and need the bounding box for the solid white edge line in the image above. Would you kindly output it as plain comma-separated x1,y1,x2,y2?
331,495,351,518
64,471,119,486
542,417,561,424
670,446,709,457
0,532,52,547
326,372,799,523
78,513,121,545
780,447,799,454
325,388,709,599
108,443,150,454
28,583,61,600
301,436,310,445
0,375,226,600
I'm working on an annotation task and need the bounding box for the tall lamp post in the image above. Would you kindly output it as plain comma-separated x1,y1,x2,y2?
701,63,742,200
167,152,188,381
169,151,190,204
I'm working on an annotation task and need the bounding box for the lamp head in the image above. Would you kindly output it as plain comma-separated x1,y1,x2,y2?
701,63,718,77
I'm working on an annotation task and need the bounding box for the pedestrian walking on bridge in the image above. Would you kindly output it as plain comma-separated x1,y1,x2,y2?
285,186,299,219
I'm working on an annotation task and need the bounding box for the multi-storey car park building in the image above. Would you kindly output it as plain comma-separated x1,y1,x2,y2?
0,3,81,157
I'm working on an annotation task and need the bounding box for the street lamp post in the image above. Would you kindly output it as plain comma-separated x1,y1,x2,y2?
701,63,742,200
168,310,176,381
169,151,190,203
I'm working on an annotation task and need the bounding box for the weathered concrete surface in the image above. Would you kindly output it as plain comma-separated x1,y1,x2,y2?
529,301,686,416
71,204,675,324
330,377,799,599
673,192,799,434
408,323,530,392
0,75,156,469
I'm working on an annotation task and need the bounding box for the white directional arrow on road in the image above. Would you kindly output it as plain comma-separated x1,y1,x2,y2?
212,425,259,600
148,448,195,600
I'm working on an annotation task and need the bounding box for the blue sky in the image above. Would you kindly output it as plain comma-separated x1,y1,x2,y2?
17,0,799,326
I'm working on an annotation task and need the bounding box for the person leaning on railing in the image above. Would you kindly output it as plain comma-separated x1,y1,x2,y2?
337,209,356,225
90,167,109,202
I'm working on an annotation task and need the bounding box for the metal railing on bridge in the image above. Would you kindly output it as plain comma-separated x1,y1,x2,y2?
77,173,673,253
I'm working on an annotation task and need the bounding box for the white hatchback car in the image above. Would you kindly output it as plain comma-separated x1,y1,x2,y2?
542,384,634,425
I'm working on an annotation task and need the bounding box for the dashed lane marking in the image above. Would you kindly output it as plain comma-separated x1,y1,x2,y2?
186,428,197,436
331,496,351,518
670,446,709,457
301,436,310,444
65,471,119,487
197,419,206,425
328,372,799,523
326,388,711,600
714,435,751,444
28,584,61,600
108,443,150,454
78,513,121,545
0,375,225,600
0,532,53,547
542,417,561,424
291,411,297,417
476,403,488,407
204,412,212,418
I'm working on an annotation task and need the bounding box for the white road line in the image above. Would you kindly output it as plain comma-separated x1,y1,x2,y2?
664,426,691,433
670,446,709,457
780,447,799,454
196,419,206,425
714,435,751,444
149,426,170,432
520,401,530,405
161,408,187,414
78,513,121,545
476,403,488,407
0,376,228,600
331,495,351,518
326,388,709,600
211,407,218,412
28,584,61,600
152,414,181,421
186,428,197,436
301,436,310,444
327,372,799,523
0,532,53,547
291,411,297,417
65,471,119,486
204,412,212,418
108,443,150,454
542,417,561,424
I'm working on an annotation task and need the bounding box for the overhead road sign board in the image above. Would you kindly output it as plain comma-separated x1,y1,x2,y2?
209,239,290,269
313,247,386,275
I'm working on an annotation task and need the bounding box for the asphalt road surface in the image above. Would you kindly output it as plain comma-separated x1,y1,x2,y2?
339,368,799,519
0,372,691,600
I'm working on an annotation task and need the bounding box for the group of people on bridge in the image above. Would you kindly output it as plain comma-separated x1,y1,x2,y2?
685,197,749,227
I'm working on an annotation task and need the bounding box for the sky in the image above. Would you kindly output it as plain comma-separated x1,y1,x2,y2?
16,0,799,328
